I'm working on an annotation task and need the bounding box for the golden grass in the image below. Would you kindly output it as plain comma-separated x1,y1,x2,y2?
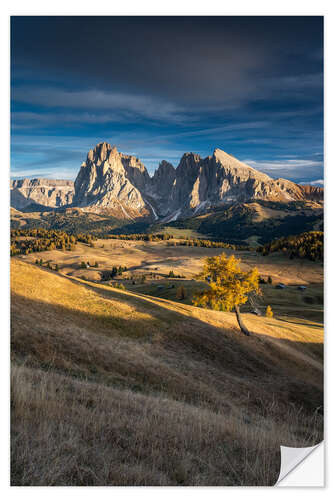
11,259,323,486
18,237,324,284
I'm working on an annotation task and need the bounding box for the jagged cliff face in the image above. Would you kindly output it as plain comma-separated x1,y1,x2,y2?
151,160,176,211
11,141,323,219
10,178,74,210
73,142,152,218
150,148,319,221
299,184,324,201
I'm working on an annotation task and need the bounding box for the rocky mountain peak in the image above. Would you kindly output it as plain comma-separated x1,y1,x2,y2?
86,142,119,166
153,160,175,179
212,148,270,181
178,152,201,167
159,160,175,171
73,142,152,218
11,141,323,220
151,161,176,208
69,143,325,220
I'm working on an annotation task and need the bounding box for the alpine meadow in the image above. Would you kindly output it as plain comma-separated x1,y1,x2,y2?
10,16,323,486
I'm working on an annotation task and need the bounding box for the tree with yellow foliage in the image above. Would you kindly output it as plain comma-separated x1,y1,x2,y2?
193,253,260,336
265,305,274,318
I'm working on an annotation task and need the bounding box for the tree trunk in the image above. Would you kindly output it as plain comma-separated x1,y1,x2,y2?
234,304,251,336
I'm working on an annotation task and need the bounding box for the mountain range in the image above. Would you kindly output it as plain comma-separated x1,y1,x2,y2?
10,141,323,221
10,178,74,211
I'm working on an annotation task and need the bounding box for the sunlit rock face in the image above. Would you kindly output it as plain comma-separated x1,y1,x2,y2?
10,178,74,210
73,142,152,219
11,141,323,220
145,148,315,222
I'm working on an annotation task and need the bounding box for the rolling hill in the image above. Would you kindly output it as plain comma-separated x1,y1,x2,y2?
160,200,323,245
11,259,323,486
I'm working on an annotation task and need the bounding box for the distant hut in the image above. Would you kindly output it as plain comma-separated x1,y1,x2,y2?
276,283,286,289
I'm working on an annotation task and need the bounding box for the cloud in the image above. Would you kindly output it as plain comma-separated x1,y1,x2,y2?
306,179,324,186
10,17,323,183
12,87,188,123
11,111,123,128
10,171,75,180
241,158,323,181
11,17,323,108
262,73,323,94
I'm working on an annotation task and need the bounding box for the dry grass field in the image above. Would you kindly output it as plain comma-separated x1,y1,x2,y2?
19,237,323,283
18,238,323,321
11,253,323,485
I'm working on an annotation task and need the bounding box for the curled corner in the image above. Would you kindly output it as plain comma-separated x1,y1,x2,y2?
275,442,323,485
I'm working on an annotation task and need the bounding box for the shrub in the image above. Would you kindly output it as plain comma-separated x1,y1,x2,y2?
267,276,272,284
101,270,113,281
80,261,87,269
110,282,125,290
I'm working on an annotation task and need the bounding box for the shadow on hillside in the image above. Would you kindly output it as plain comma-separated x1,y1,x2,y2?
66,273,324,343
11,273,323,415
11,276,324,489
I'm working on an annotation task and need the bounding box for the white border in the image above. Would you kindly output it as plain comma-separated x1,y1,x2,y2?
1,1,331,497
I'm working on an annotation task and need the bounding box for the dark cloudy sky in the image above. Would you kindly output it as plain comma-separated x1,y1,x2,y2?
11,16,323,184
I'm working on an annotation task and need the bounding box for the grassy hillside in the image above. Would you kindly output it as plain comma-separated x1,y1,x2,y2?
11,200,323,247
16,236,324,284
164,201,323,245
10,207,128,234
11,259,323,486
